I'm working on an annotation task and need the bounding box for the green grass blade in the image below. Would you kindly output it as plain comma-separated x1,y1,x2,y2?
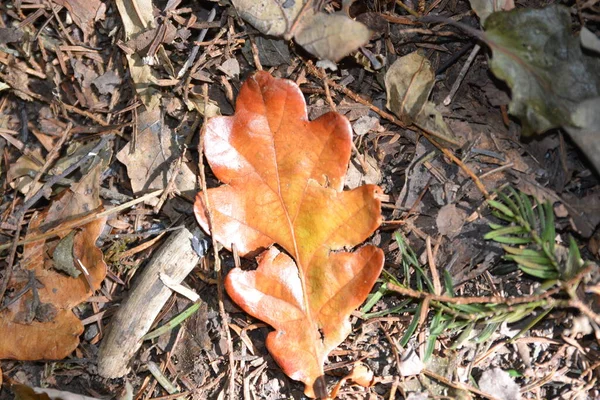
488,200,515,218
484,225,528,240
400,301,423,347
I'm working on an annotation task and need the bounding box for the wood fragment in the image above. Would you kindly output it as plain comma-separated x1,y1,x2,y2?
97,224,204,378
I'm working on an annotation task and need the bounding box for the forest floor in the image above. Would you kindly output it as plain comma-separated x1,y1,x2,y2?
0,0,599,399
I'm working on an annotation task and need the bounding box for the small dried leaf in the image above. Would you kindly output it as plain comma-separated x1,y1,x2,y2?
385,51,434,123
385,52,459,146
116,108,196,200
478,368,520,400
114,0,160,109
114,0,154,39
51,0,103,41
468,0,514,24
52,231,81,278
252,36,291,67
230,0,304,37
294,12,371,62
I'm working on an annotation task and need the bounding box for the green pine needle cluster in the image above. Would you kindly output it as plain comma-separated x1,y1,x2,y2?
362,188,590,361
484,188,585,281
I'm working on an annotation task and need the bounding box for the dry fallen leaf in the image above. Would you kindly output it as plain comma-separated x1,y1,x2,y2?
468,0,515,24
230,1,370,65
478,367,521,400
51,0,104,41
231,0,304,38
0,162,107,360
116,107,196,202
385,51,459,147
294,12,372,63
114,0,160,109
195,72,384,398
329,362,375,398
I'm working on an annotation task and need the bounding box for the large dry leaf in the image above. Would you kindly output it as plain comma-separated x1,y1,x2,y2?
483,5,600,172
0,163,107,360
484,5,600,134
194,72,384,398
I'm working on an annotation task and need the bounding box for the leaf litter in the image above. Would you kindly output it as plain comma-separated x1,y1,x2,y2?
0,0,599,399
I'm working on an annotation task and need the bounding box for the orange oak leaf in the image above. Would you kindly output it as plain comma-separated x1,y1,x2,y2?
0,163,107,360
194,71,384,398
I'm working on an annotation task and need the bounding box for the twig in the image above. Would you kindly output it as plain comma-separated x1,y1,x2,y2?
182,27,227,106
0,213,24,307
389,264,593,308
443,44,481,106
421,369,502,400
387,283,557,306
197,84,236,399
395,0,420,18
153,147,185,214
24,122,73,202
568,296,600,325
0,190,164,251
435,42,475,75
426,236,441,296
246,34,263,71
478,162,514,179
20,134,114,214
435,143,490,198
177,7,216,79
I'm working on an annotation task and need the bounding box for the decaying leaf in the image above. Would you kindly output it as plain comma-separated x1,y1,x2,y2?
7,149,44,196
116,107,196,202
580,27,600,54
478,368,520,400
51,0,104,42
52,231,81,278
563,98,600,174
114,0,160,109
230,1,371,65
194,72,384,398
0,161,108,360
385,51,459,147
244,36,291,67
483,5,600,173
484,5,600,135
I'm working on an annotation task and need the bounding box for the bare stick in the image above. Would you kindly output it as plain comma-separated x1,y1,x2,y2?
24,122,73,202
443,44,481,106
0,190,164,251
198,84,236,399
21,134,114,214
177,7,216,79
97,224,204,378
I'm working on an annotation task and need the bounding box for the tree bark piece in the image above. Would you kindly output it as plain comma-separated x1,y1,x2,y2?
97,225,204,378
